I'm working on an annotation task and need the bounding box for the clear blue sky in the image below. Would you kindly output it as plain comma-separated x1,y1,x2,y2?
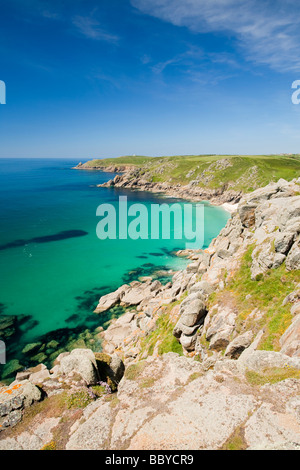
1,0,300,158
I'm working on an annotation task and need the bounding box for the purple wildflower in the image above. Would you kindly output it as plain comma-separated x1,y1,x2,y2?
97,381,112,394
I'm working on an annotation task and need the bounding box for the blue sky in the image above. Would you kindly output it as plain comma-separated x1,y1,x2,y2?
1,0,300,158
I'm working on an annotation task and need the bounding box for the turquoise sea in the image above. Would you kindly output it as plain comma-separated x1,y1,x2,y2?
0,158,229,375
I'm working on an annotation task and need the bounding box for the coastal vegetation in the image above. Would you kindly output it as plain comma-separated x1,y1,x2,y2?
80,154,300,193
208,245,300,352
139,308,184,358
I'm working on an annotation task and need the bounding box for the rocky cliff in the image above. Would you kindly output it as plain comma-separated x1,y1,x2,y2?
98,166,243,205
74,161,136,173
1,178,300,450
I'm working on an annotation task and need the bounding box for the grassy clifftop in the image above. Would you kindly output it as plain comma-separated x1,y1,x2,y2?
79,155,156,167
80,154,300,193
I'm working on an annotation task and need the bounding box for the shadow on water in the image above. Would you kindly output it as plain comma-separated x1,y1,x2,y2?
0,303,7,314
0,230,88,251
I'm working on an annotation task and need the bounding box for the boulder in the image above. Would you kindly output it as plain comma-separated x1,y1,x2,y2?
179,295,206,326
274,232,295,254
238,204,256,228
291,302,300,316
15,370,31,382
53,352,70,365
102,324,132,349
109,354,125,383
121,281,162,306
94,352,125,387
173,293,207,351
237,349,300,373
59,349,99,385
186,262,200,273
205,306,237,351
208,330,233,351
15,364,47,383
0,380,41,429
189,281,214,297
179,333,198,351
280,314,300,357
285,217,300,235
29,367,51,385
225,331,253,359
276,196,300,228
242,182,279,205
251,244,286,280
286,239,300,271
94,284,129,313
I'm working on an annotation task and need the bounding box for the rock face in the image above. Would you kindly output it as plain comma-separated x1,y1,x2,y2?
59,349,100,385
0,348,125,437
173,293,207,351
94,280,163,313
0,381,41,430
98,173,242,205
2,353,299,450
53,349,125,388
205,305,237,351
225,331,254,359
280,315,300,357
94,284,129,313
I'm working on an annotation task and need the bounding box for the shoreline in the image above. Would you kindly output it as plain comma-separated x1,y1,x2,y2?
74,164,242,212
221,202,239,214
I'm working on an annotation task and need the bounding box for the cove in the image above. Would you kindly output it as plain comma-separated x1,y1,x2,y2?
0,158,229,372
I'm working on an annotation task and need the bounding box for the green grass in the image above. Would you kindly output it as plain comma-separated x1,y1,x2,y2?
0,392,69,439
210,245,300,351
140,377,156,388
41,441,57,450
124,361,147,380
65,390,93,409
80,155,157,168
90,385,107,397
245,367,300,386
80,154,300,193
139,310,183,357
187,371,203,383
222,426,248,450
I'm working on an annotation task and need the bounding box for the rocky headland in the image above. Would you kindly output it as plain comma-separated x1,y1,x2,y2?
97,166,243,206
74,161,137,173
1,175,300,450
